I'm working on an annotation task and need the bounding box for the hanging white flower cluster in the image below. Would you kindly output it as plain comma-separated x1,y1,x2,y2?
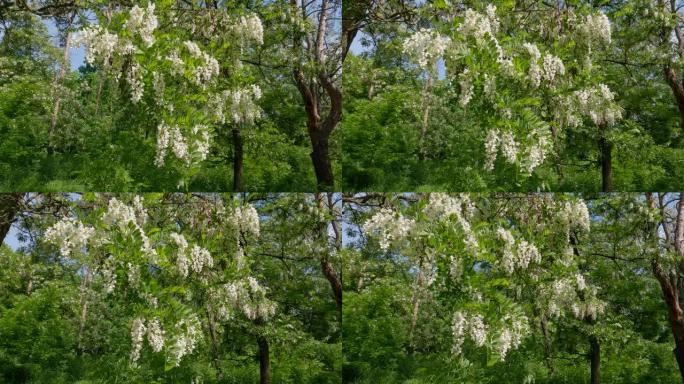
451,311,487,353
545,277,605,320
78,26,119,66
125,3,158,48
496,227,541,274
237,14,264,45
458,68,474,107
166,49,185,76
126,61,144,103
168,315,202,366
458,5,499,41
561,84,622,127
423,193,478,252
363,207,416,251
452,309,529,360
130,317,147,363
182,41,220,87
484,122,552,174
210,85,263,125
146,317,165,353
484,129,519,170
234,204,261,237
170,232,213,280
402,28,451,69
222,277,277,321
497,314,529,360
102,197,155,258
579,13,612,46
155,121,211,167
561,199,591,232
44,217,95,258
523,42,565,87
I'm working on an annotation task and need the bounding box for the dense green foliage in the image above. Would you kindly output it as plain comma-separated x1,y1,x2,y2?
342,193,684,383
0,2,338,191
0,193,341,383
341,0,684,191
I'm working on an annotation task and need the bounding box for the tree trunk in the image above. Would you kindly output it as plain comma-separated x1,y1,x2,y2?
598,125,612,192
590,335,601,384
664,66,684,129
0,193,22,243
232,127,244,192
320,193,342,319
257,335,271,384
48,14,74,155
310,131,334,190
418,70,433,161
205,304,223,379
76,267,92,355
540,315,555,376
408,256,425,348
648,193,684,381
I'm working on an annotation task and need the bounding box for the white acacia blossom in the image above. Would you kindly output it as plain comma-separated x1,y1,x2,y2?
125,3,158,48
44,217,95,258
363,207,415,251
130,317,146,363
77,26,119,66
458,68,474,107
211,85,263,125
169,315,202,366
424,193,478,252
223,277,277,321
561,84,622,127
234,204,260,237
403,28,451,69
238,14,264,45
183,40,220,87
458,5,499,41
579,13,612,46
147,317,165,353
497,227,541,273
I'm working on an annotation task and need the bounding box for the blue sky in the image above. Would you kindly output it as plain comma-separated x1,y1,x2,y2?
44,19,86,71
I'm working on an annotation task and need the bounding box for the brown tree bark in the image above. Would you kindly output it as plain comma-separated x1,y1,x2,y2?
590,334,601,384
648,193,684,381
232,127,244,192
319,193,342,319
0,193,22,243
291,0,341,191
598,124,612,193
257,335,271,384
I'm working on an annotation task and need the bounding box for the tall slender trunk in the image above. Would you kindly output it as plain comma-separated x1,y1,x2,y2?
598,124,612,193
206,306,223,379
540,315,555,376
590,334,600,384
418,70,433,161
232,127,244,192
48,14,74,155
408,256,425,348
257,335,271,384
0,193,22,243
76,267,92,355
319,193,342,319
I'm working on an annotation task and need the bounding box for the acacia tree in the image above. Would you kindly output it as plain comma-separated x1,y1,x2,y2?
15,193,340,383
399,2,623,190
353,193,605,381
